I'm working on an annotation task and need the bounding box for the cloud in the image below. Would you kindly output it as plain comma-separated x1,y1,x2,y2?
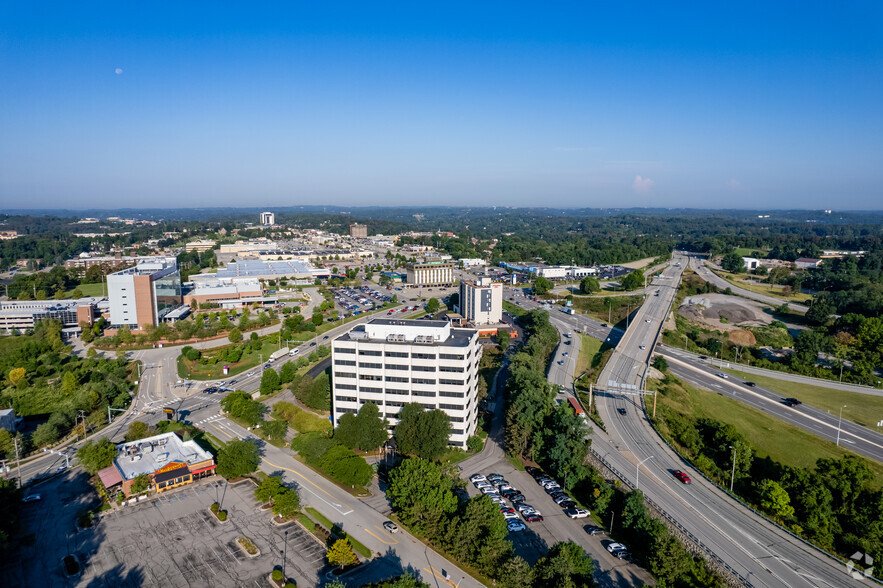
632,175,654,195
728,179,741,191
114,68,123,75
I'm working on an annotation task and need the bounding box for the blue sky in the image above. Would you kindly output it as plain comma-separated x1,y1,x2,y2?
1,2,881,210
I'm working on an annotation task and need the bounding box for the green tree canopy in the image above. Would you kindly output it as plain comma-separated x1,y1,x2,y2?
721,251,746,273
533,276,553,295
388,458,458,540
77,437,117,474
425,297,440,313
216,439,261,479
532,541,594,588
620,268,645,291
395,403,451,461
579,276,600,294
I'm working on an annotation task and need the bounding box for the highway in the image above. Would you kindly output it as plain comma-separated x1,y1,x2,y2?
509,254,861,588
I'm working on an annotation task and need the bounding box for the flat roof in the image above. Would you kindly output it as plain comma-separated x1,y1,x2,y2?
114,432,212,480
210,259,318,278
369,318,450,328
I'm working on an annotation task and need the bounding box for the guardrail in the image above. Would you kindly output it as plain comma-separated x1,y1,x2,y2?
588,448,753,588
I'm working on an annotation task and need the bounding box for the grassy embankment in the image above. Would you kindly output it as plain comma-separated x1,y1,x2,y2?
573,334,614,430
650,375,883,485
711,268,812,303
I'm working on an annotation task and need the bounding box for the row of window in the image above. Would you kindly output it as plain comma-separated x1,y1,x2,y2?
334,396,468,412
334,360,467,374
335,347,471,362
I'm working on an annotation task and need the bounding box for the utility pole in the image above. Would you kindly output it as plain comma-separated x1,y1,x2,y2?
13,436,22,488
652,389,658,419
729,444,737,493
609,511,615,534
588,382,593,415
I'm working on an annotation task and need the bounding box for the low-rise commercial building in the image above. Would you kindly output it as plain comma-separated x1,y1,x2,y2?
406,261,455,286
196,259,326,283
183,277,263,307
99,432,216,497
331,318,481,448
459,258,487,267
185,239,217,253
64,253,161,271
795,257,823,269
0,298,102,334
350,223,368,238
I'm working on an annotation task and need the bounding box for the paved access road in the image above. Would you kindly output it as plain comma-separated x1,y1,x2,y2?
689,256,810,313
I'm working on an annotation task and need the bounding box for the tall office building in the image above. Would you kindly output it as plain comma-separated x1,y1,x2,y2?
107,258,182,329
349,223,368,238
405,261,455,286
331,318,481,448
260,211,275,226
458,277,502,325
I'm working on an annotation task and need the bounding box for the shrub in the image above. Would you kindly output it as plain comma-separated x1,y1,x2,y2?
272,569,284,581
210,502,219,513
218,510,227,521
466,435,483,453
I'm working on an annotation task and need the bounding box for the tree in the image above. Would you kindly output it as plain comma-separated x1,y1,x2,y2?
652,355,668,372
758,479,795,519
262,418,289,442
32,422,60,447
496,556,533,588
395,403,451,461
533,276,553,295
327,538,358,570
279,361,297,384
620,268,645,291
77,437,117,474
260,368,281,396
125,420,152,442
335,402,388,452
228,327,242,343
320,445,374,487
806,297,835,326
721,251,745,273
255,475,284,503
216,439,261,479
425,297,440,313
579,276,600,294
496,329,510,348
130,474,150,494
388,458,457,540
272,488,300,518
532,541,594,587
8,367,26,387
466,435,483,453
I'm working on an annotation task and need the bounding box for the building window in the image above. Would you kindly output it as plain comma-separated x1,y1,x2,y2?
385,376,409,383
358,362,382,369
440,403,463,410
412,353,436,360
450,417,464,423
451,429,464,435
412,378,436,385
336,407,357,414
385,364,409,370
439,379,464,386
335,395,357,403
359,386,382,393
359,374,382,381
413,390,436,397
439,366,464,373
335,383,357,391
439,390,465,397
334,359,356,366
439,353,464,360
336,347,356,354
358,349,382,356
386,389,408,396
335,372,356,379
412,365,435,372
385,351,409,358
387,401,405,408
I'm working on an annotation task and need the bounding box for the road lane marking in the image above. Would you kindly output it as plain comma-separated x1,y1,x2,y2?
423,567,456,587
262,458,354,515
365,527,399,545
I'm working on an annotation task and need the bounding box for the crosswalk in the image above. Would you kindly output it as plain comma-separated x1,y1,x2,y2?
195,414,225,426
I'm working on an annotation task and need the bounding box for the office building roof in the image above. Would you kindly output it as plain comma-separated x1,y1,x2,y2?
207,259,319,279
113,432,213,480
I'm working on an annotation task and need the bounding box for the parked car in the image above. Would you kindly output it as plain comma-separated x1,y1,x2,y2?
509,494,526,503
22,494,41,503
672,470,692,485
524,513,544,522
559,500,577,509
507,520,527,533
553,495,573,505
502,511,519,520
382,521,399,533
564,508,590,519
606,542,631,559
486,473,504,482
585,525,603,536
469,474,487,483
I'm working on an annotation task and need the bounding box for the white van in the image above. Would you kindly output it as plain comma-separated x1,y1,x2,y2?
289,348,300,356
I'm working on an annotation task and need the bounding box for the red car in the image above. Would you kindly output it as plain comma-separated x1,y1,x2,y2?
524,513,544,522
672,470,692,485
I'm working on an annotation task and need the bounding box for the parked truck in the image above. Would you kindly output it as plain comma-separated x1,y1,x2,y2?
567,397,584,415
268,347,290,362
561,307,576,315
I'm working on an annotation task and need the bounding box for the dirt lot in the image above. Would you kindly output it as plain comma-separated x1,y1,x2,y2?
678,294,778,344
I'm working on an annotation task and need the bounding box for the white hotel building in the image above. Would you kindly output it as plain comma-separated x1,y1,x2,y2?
331,319,481,448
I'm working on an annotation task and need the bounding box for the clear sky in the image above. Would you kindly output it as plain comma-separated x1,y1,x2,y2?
1,2,881,210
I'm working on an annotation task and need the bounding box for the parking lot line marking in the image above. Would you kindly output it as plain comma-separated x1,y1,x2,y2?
365,527,398,545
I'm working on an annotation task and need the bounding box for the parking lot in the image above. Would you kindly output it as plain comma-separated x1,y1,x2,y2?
3,473,327,587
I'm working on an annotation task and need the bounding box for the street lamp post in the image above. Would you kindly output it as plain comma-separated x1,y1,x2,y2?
836,405,847,446
636,455,653,490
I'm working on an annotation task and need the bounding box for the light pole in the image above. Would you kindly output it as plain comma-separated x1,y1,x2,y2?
836,405,847,446
729,444,737,493
636,455,653,490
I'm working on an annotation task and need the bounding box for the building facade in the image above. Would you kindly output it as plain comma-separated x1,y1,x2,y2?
331,319,481,448
0,299,100,333
349,223,368,238
107,257,182,329
184,239,217,253
458,278,502,325
260,212,276,226
405,261,455,286
183,277,263,307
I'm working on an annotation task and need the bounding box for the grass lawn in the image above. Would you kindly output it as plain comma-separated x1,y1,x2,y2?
66,282,106,298
722,368,883,428
178,340,289,380
503,301,526,317
733,247,767,257
575,334,602,377
712,269,812,303
651,376,883,485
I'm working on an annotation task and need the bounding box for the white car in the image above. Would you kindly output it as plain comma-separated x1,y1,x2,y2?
502,511,519,520
246,371,256,377
645,319,651,323
717,373,728,379
565,508,590,519
469,474,487,483
480,486,498,495
639,345,646,350
507,520,527,533
606,542,628,554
